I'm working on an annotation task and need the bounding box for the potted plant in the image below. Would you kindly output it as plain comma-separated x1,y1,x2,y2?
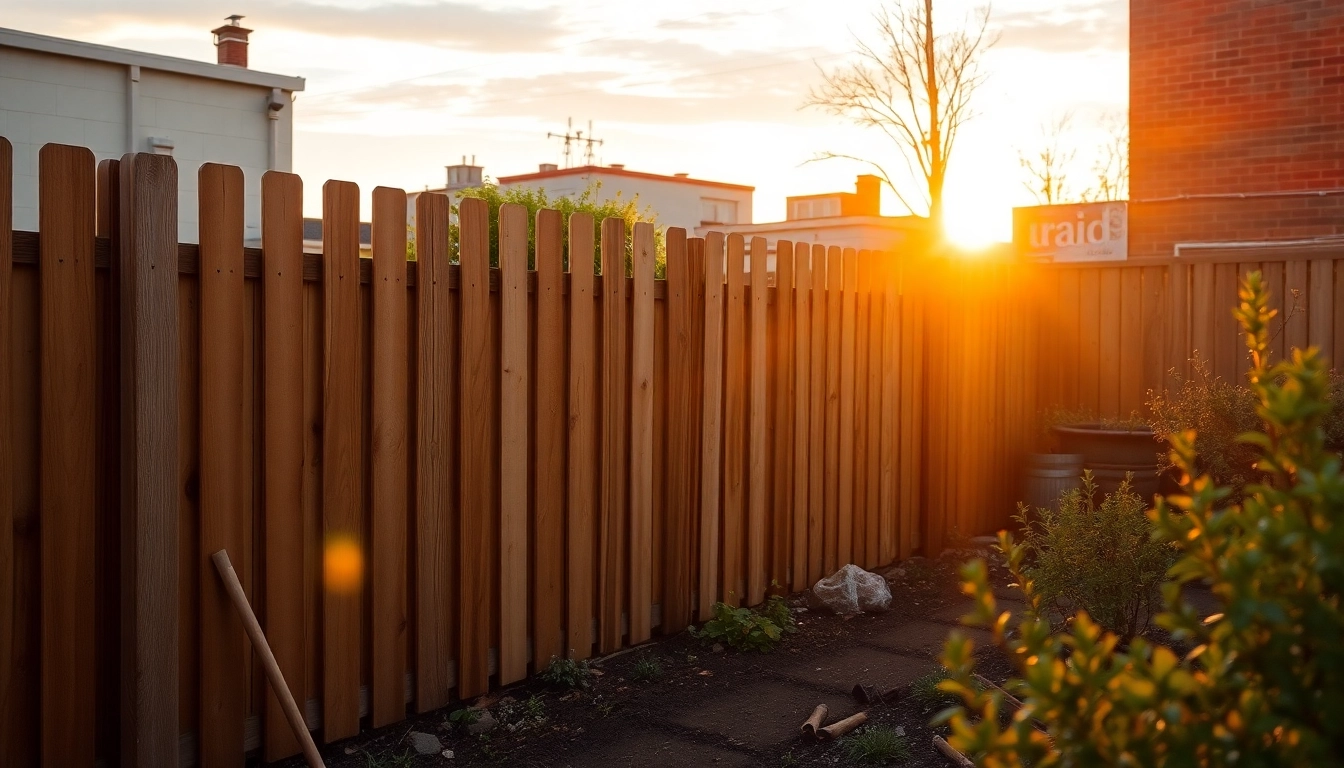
1043,408,1163,503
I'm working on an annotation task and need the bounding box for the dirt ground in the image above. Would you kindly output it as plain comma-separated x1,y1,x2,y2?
272,551,1033,768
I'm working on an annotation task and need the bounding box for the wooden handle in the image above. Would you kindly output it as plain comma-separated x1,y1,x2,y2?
212,549,326,768
934,735,975,767
817,711,867,740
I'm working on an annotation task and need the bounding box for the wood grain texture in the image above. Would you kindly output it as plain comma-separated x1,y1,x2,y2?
414,191,456,709
1285,259,1309,359
722,234,746,607
118,151,180,767
1309,259,1333,362
791,243,811,591
698,232,725,619
533,209,566,666
260,171,308,758
197,162,248,766
1119,269,1144,416
887,253,909,560
1166,263,1191,384
370,186,409,725
457,198,492,696
1099,269,1121,418
629,223,656,639
771,241,795,591
38,143,97,767
859,252,880,568
0,136,26,765
823,247,842,574
598,218,627,652
498,203,529,684
320,179,362,739
662,229,694,633
836,248,857,568
747,237,768,605
807,245,826,585
566,214,597,659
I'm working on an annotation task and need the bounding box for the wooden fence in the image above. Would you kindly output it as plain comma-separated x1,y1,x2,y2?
0,141,925,766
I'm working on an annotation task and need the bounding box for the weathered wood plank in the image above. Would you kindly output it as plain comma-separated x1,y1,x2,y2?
118,151,180,767
772,240,796,591
630,223,656,638
663,229,694,632
837,248,857,567
823,247,842,574
698,233,725,618
38,143,98,767
259,171,307,757
497,204,529,683
722,234,747,606
567,214,597,659
533,209,566,666
747,237,768,605
807,245,827,584
791,243,811,591
598,218,627,651
458,198,492,696
197,162,248,766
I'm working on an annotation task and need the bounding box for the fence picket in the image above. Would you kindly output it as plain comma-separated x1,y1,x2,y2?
567,214,598,660
663,229,695,632
722,234,747,607
747,236,768,605
260,171,307,757
458,198,492,696
0,137,22,764
320,179,362,739
823,247,842,574
370,186,409,724
837,248,857,568
791,243,811,591
807,245,826,585
630,223,656,640
698,232,725,618
534,209,566,667
197,162,247,766
38,143,97,766
498,204,529,684
772,240,795,591
599,218,628,652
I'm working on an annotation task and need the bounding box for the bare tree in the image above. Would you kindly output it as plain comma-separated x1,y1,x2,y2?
1081,112,1129,202
1019,112,1077,205
806,0,996,229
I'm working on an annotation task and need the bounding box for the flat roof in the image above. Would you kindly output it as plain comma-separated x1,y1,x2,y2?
498,164,754,192
0,26,306,92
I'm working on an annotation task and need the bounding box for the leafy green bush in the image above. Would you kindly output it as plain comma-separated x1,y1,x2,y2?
538,656,593,690
691,596,796,652
843,725,911,764
1016,471,1176,637
1147,355,1263,494
447,181,665,276
939,271,1344,766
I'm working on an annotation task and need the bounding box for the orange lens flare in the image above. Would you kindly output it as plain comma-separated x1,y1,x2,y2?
323,534,363,594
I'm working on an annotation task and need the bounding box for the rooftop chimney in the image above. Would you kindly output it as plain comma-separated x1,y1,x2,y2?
212,15,251,68
609,163,625,170
854,174,881,216
539,163,558,173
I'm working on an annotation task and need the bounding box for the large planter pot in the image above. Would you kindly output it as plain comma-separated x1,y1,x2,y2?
1051,424,1163,502
1023,453,1085,514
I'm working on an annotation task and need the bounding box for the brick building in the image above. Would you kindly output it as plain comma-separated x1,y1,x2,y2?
1130,0,1344,258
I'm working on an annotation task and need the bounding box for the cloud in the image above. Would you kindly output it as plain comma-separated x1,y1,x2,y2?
993,1,1127,54
8,0,567,51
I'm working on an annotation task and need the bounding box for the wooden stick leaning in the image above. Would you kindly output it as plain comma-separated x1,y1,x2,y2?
973,673,1049,733
933,735,974,767
212,549,327,768
800,704,828,741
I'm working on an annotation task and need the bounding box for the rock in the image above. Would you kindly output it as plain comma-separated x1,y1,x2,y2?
807,564,892,615
441,749,455,759
467,711,497,735
711,643,725,653
408,731,443,755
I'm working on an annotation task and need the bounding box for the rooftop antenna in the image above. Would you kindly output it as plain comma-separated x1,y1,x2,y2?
547,117,604,168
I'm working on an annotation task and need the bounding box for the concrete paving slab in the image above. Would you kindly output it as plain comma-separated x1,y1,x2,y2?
668,677,862,751
556,729,757,768
774,646,932,695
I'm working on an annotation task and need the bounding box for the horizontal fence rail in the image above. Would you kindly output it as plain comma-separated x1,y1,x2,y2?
0,141,922,765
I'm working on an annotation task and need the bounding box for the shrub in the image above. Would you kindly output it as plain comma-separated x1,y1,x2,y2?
843,725,912,764
631,655,663,683
1016,471,1176,637
691,596,796,652
1146,355,1263,493
447,181,665,276
538,656,593,690
939,271,1344,766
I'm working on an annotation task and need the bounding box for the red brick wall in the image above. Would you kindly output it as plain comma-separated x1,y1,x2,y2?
1130,0,1344,258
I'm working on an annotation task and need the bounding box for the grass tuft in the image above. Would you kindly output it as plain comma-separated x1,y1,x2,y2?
843,725,912,764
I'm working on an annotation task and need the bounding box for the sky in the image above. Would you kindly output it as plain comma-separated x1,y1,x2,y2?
7,0,1128,244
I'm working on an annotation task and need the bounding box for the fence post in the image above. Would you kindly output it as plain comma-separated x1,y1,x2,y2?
118,151,179,768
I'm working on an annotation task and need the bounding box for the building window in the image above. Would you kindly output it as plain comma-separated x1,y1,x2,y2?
789,198,839,220
701,198,738,225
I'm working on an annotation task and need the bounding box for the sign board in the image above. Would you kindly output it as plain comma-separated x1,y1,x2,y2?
1013,201,1128,262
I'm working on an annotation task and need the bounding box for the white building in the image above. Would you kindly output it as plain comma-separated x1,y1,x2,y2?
0,17,305,244
696,174,927,272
